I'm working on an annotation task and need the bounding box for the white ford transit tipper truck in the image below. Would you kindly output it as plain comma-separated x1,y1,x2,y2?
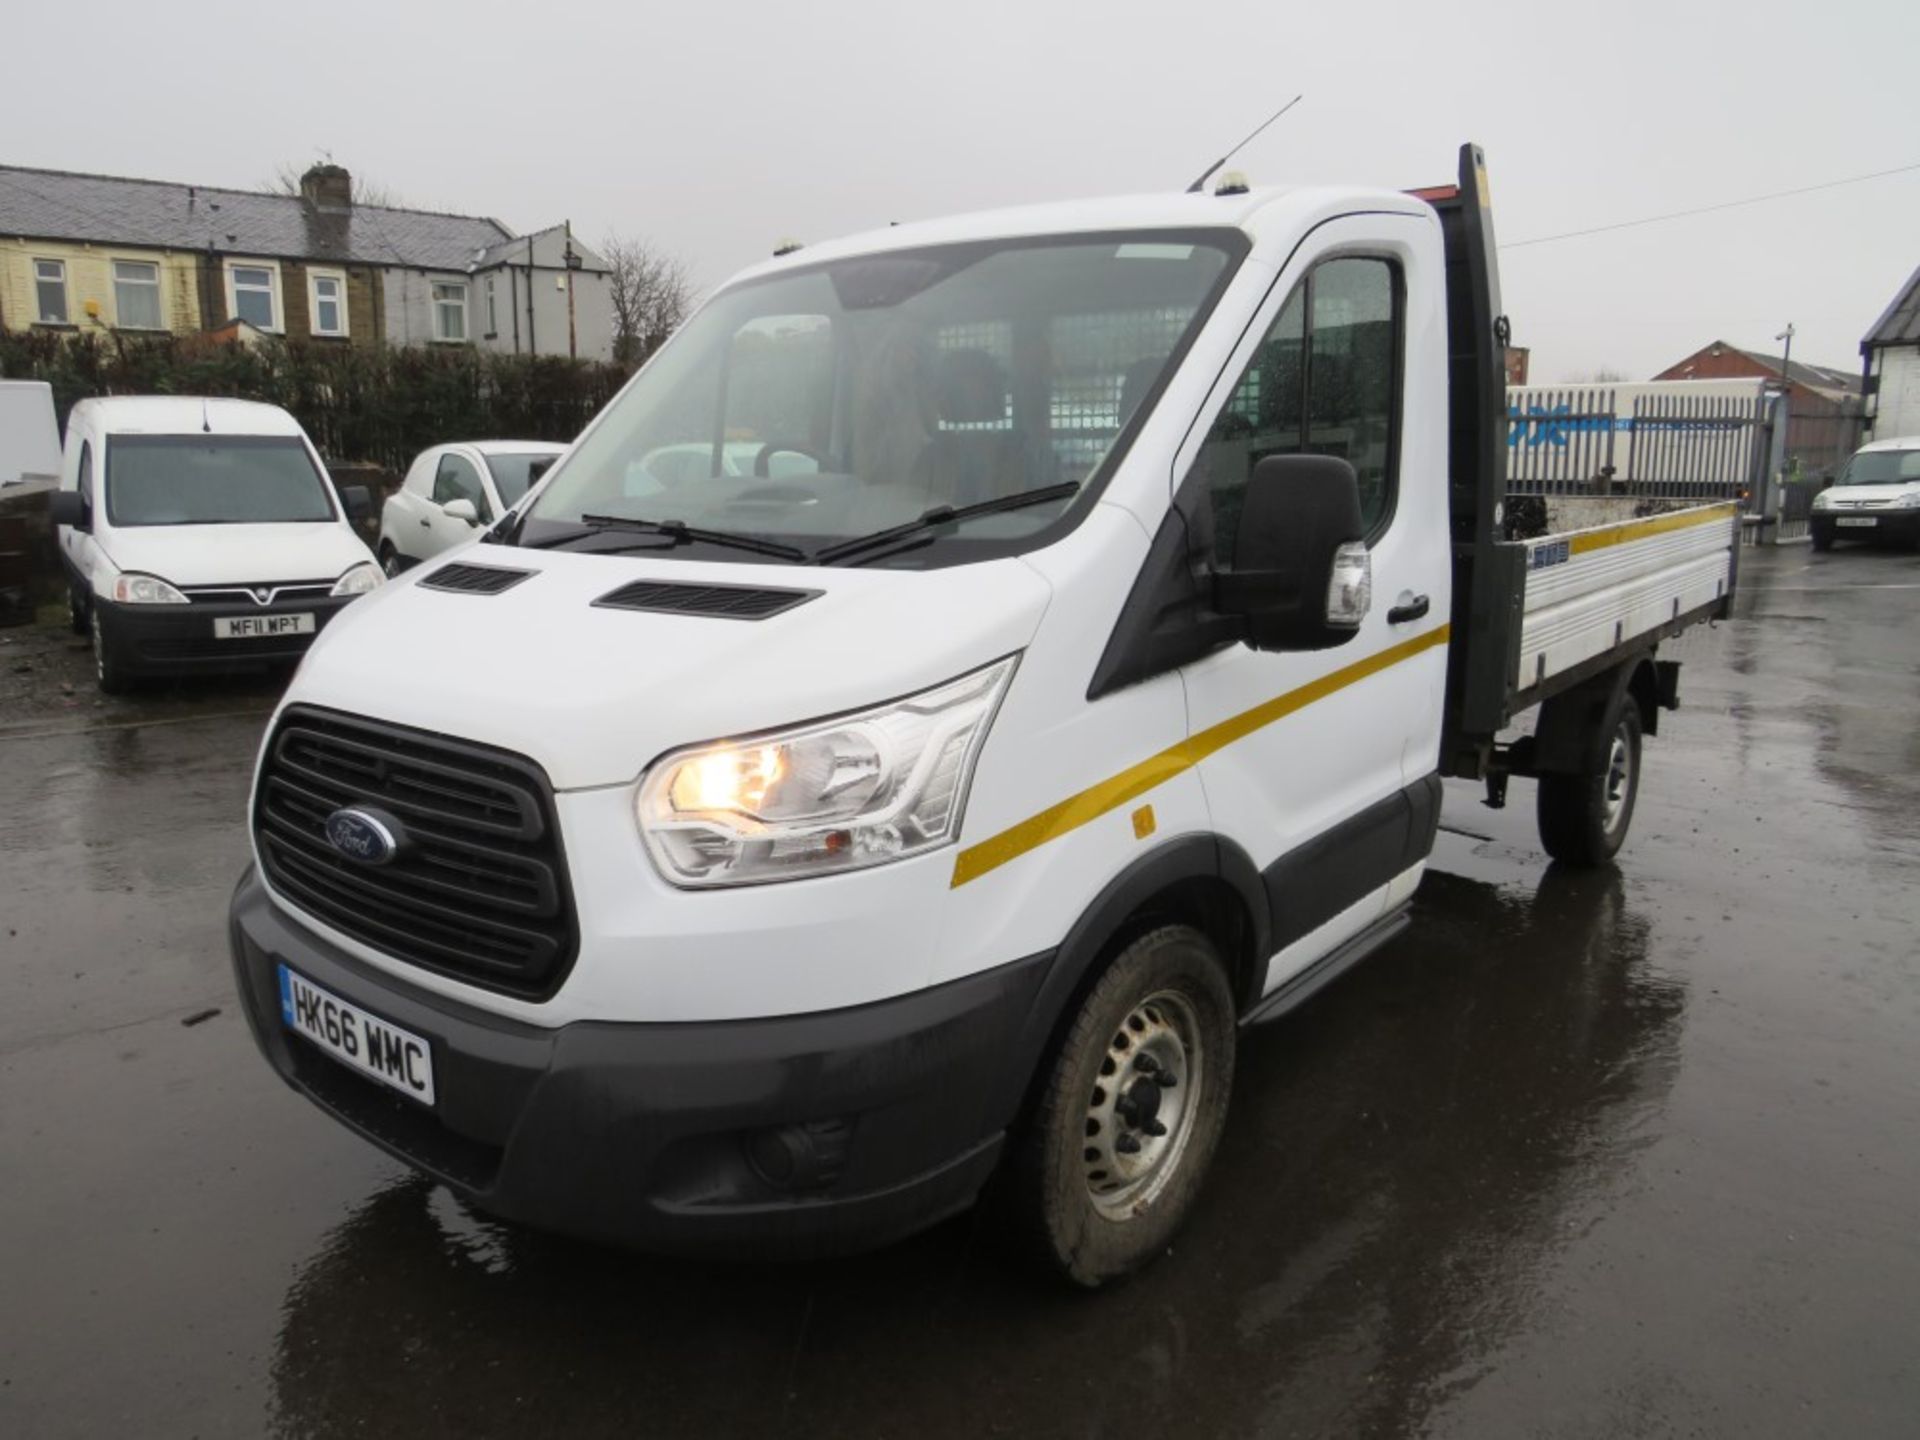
230,147,1737,1285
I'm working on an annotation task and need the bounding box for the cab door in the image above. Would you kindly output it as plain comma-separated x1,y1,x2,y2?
1176,213,1449,996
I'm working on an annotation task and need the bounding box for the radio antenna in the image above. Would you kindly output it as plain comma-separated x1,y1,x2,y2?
1185,95,1303,193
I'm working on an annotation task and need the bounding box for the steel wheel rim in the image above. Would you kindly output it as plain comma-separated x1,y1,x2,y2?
1082,988,1203,1220
1602,721,1634,833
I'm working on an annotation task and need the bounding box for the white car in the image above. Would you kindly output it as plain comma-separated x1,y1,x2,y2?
50,397,381,694
377,441,567,575
1809,436,1920,551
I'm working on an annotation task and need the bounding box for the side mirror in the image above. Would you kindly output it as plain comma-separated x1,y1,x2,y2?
1212,454,1370,652
442,497,480,526
49,491,89,531
341,485,373,520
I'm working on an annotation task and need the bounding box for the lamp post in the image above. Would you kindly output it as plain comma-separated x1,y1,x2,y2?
1774,323,1795,387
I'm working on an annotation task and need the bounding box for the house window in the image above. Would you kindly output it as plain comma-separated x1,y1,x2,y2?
227,263,280,331
308,270,348,337
485,276,498,338
34,260,69,324
432,282,469,342
113,260,163,330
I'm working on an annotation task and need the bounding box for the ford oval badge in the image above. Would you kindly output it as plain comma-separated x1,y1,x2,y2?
324,807,402,866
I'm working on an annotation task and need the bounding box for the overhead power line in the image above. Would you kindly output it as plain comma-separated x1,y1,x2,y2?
1501,161,1920,250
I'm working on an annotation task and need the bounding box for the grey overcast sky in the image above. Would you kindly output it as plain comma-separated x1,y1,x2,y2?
12,0,1917,382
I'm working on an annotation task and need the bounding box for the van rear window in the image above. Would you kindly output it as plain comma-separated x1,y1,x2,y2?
105,435,338,527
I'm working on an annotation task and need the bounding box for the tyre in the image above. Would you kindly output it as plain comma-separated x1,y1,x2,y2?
379,542,404,579
1005,924,1237,1287
1537,697,1642,866
1810,526,1833,552
68,582,89,636
91,607,134,696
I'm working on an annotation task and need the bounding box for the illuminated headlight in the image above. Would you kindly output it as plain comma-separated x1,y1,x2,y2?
638,656,1017,887
111,573,188,604
330,562,383,598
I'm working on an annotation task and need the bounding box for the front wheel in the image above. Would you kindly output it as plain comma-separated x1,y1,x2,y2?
1005,925,1237,1287
1810,526,1834,552
68,582,90,636
1537,700,1642,866
379,542,404,579
91,607,134,695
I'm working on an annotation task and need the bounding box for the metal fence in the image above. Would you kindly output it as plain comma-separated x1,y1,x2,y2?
1506,387,1769,500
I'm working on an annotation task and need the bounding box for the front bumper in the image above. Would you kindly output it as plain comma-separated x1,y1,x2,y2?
96,594,354,676
1811,510,1920,545
229,867,1052,1258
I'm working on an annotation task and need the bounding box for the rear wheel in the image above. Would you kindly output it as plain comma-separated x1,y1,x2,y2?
1537,699,1641,866
1006,925,1236,1287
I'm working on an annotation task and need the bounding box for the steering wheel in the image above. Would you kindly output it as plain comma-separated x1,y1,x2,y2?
751,441,831,478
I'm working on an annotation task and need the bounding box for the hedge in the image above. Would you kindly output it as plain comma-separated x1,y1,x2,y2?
0,329,632,471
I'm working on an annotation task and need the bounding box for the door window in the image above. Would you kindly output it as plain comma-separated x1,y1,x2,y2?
78,442,94,509
433,453,491,520
1188,256,1401,561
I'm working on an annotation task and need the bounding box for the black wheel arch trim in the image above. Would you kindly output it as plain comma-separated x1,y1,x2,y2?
986,832,1270,1131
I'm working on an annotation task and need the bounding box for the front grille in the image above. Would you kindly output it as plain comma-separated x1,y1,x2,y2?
254,707,577,998
419,563,535,595
593,579,820,620
184,582,334,606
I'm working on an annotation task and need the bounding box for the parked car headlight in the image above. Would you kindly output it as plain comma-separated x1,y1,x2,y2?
1810,490,1832,510
637,656,1017,887
110,573,188,604
330,563,383,598
1893,492,1920,510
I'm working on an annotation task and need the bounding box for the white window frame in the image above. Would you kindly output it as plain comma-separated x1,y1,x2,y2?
33,258,69,324
431,280,469,343
111,258,165,331
224,259,284,333
306,268,349,338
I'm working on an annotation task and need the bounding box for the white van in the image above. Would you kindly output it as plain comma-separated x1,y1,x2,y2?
229,147,1737,1284
51,397,381,692
1809,435,1920,550
377,440,567,575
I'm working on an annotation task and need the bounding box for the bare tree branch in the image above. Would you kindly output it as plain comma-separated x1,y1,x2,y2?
602,233,693,370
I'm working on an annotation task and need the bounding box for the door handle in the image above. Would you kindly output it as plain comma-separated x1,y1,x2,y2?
1387,594,1430,624
419,517,431,528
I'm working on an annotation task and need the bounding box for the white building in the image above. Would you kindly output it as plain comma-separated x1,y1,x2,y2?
1862,267,1920,442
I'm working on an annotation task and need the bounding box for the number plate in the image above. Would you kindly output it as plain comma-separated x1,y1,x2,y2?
1835,516,1877,528
215,612,315,639
278,964,435,1105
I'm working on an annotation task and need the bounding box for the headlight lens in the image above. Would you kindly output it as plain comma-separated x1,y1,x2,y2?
1894,491,1920,510
330,562,383,597
1811,490,1832,510
111,573,188,604
638,656,1016,887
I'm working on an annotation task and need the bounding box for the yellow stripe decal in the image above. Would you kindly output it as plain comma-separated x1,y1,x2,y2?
949,623,1452,889
1564,502,1739,556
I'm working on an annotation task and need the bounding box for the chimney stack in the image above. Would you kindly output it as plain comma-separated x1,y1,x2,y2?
300,163,353,212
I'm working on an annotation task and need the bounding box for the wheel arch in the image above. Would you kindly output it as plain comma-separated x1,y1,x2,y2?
986,834,1270,1135
1532,649,1660,773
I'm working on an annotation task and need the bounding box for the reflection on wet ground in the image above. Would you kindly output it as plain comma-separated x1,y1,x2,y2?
3,546,1918,1438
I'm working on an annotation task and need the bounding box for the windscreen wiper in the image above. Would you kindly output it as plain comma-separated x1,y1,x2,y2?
527,513,807,561
813,483,1081,566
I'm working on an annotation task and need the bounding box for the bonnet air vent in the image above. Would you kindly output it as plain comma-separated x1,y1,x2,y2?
419,563,536,596
593,580,821,620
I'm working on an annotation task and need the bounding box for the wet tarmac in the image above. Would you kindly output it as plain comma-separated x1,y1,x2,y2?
2,544,1917,1438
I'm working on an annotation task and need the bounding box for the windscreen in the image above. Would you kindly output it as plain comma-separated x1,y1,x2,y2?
484,452,560,506
106,435,337,526
1841,449,1920,485
525,233,1240,562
